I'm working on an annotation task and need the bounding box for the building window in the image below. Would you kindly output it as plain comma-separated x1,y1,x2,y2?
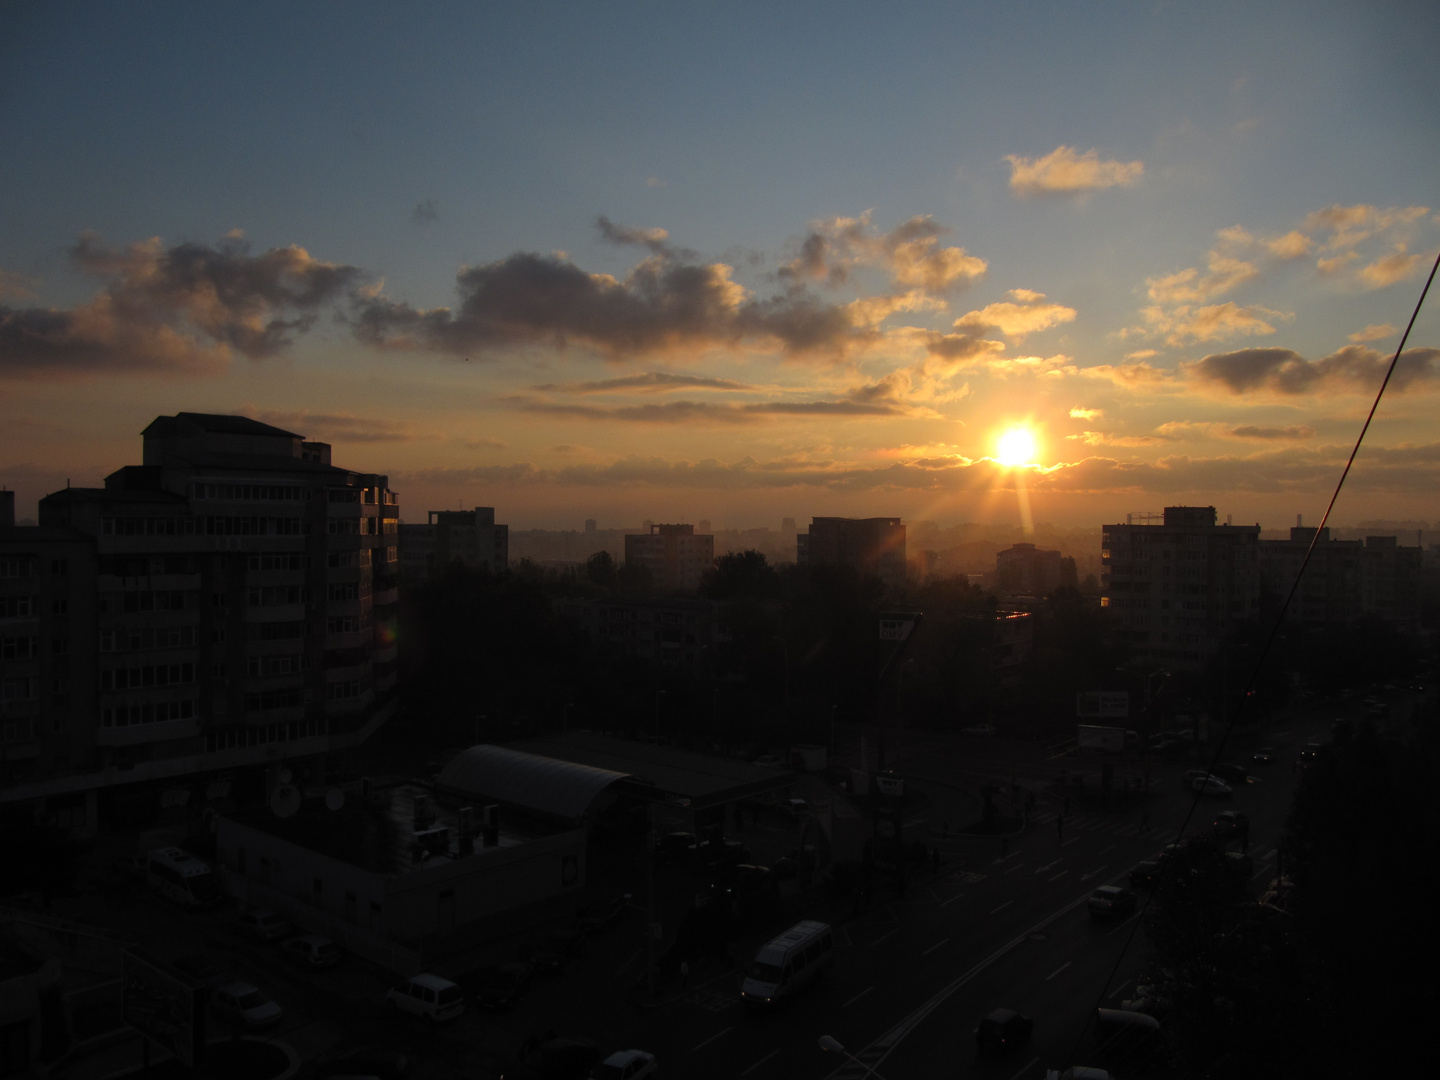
51,599,68,615
51,559,69,576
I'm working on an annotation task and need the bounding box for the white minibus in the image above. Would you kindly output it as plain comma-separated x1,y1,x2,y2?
145,847,221,908
740,919,834,1006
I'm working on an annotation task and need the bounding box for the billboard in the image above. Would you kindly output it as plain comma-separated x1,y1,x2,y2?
121,950,206,1066
1076,691,1130,719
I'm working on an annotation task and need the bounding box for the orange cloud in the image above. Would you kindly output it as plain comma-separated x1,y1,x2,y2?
952,289,1077,340
1005,146,1143,196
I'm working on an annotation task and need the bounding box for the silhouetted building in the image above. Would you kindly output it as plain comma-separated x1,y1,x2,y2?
400,507,508,581
624,523,713,593
995,542,1063,596
2,412,399,836
1255,527,1420,629
797,517,906,585
1101,506,1260,670
553,595,718,668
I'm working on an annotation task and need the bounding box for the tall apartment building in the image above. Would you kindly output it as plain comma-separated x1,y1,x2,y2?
1101,506,1260,670
399,506,509,582
624,523,714,593
1256,527,1421,629
0,413,399,836
995,542,1063,596
797,517,906,585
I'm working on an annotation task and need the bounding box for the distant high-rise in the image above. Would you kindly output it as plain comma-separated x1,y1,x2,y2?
400,507,508,581
1101,506,1259,670
584,518,597,534
624,523,714,593
996,542,1063,596
797,517,906,585
781,517,796,534
1,413,399,834
697,519,712,535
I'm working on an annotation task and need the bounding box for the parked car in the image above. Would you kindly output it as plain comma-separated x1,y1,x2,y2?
962,723,996,736
691,836,747,868
1046,1068,1113,1080
1252,747,1275,766
750,754,785,768
315,1047,410,1080
282,934,343,968
468,961,534,1010
1087,886,1137,920
1212,810,1249,839
590,1049,656,1080
1183,769,1216,786
525,928,586,972
210,981,282,1029
1210,763,1249,785
385,974,465,1023
975,1008,1033,1053
511,1036,600,1080
780,797,811,819
1191,776,1233,797
235,908,292,942
1128,861,1163,890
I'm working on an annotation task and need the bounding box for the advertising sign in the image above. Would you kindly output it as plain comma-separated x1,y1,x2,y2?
879,616,917,641
121,950,206,1066
874,775,905,799
1076,691,1130,719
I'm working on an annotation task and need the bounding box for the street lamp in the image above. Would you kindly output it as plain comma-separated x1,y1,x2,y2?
645,794,690,997
817,1036,889,1080
654,689,666,742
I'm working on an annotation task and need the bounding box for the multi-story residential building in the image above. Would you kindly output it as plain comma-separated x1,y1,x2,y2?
796,517,906,585
995,542,1063,596
552,595,719,669
1255,527,1421,630
399,507,508,582
624,523,713,593
1,413,399,837
1101,506,1261,670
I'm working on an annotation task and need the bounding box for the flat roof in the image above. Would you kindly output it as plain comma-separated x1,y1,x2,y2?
507,731,795,809
225,781,566,876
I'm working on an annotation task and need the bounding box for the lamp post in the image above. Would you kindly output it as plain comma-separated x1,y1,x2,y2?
645,794,689,997
654,689,666,742
817,1036,889,1080
1118,666,1168,793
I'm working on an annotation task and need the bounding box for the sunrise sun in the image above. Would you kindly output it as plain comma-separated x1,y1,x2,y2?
996,426,1038,466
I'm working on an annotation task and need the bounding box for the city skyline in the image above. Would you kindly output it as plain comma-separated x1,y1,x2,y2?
3,2,1439,529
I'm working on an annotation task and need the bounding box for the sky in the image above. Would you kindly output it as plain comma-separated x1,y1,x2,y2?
2,1,1438,532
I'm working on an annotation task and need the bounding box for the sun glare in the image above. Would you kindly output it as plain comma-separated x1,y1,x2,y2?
996,426,1037,466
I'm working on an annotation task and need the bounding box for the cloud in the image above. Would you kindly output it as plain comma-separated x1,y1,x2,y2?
1069,407,1102,420
779,212,986,294
245,409,411,442
644,176,666,188
1304,203,1429,251
1357,245,1425,289
1005,146,1143,196
952,289,1077,340
1264,231,1311,260
531,371,753,394
1124,349,1158,361
352,241,900,360
596,216,672,255
510,395,911,425
411,198,439,225
1146,254,1258,304
1187,344,1440,395
1349,323,1396,343
1069,430,1168,447
0,231,364,379
1138,301,1287,346
0,270,37,300
1228,425,1315,440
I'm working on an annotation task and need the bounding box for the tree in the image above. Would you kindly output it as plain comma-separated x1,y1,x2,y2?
700,549,780,601
585,550,619,592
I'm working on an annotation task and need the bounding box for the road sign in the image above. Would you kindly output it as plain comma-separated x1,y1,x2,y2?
879,617,917,641
875,775,905,798
121,950,206,1066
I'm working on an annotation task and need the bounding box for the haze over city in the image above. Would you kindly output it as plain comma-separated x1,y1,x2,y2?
3,2,1438,529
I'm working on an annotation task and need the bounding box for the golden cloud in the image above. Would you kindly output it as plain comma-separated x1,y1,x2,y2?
952,289,1077,340
1005,146,1144,196
1069,406,1102,420
1264,231,1312,260
1139,302,1288,346
1348,323,1396,343
1357,246,1425,289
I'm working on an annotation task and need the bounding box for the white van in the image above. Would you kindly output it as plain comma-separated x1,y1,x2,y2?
145,847,221,908
740,920,834,1006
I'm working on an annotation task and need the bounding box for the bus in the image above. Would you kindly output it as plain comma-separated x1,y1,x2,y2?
740,920,834,1006
145,847,221,908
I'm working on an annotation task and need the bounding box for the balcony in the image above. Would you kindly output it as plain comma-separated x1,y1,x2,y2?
96,718,200,747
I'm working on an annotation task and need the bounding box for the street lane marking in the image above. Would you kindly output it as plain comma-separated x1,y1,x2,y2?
1045,961,1072,981
940,891,967,907
838,925,852,946
1099,844,1117,855
990,900,1012,914
1034,859,1061,874
921,938,950,956
1063,836,1082,846
843,987,873,1008
1004,862,1026,874
693,1027,732,1051
994,850,1022,863
872,929,898,946
1006,1058,1041,1080
1048,872,1066,882
1108,913,1141,936
1108,978,1132,1000
1251,865,1272,881
1081,864,1109,881
742,1048,781,1075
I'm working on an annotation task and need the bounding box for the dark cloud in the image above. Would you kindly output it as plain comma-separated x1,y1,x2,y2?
247,410,411,443
1188,344,1440,395
778,212,984,294
353,252,872,360
411,198,439,224
530,371,752,394
1229,425,1315,440
0,232,364,378
511,396,907,424
595,216,671,255
923,331,1005,361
